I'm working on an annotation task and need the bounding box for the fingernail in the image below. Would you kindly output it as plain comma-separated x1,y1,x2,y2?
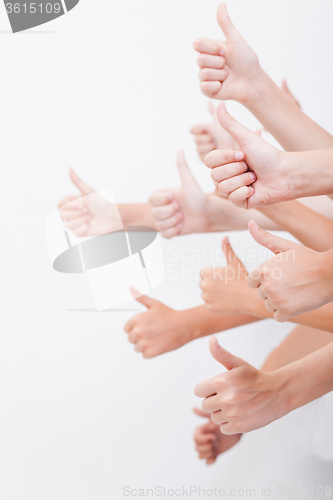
224,236,230,245
235,151,244,161
250,186,255,194
249,172,256,181
242,161,248,171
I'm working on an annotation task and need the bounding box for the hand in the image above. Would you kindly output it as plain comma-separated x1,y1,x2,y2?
149,150,211,238
58,169,123,237
205,102,290,209
199,236,261,315
193,408,241,465
124,288,197,358
194,336,286,434
247,220,333,322
190,102,236,161
193,3,262,105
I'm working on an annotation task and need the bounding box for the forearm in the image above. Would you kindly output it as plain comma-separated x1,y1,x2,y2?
284,149,333,200
185,305,261,341
277,341,333,415
204,194,281,232
246,69,333,151
261,325,333,373
118,203,156,229
248,296,333,334
257,201,333,251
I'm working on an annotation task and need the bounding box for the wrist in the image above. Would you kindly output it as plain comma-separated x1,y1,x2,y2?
118,203,156,229
201,194,223,232
243,67,273,109
117,204,131,227
318,250,333,303
285,150,333,201
178,308,203,342
245,290,273,318
269,366,297,418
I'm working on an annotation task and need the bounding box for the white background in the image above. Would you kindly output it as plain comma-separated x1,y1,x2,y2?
0,1,333,499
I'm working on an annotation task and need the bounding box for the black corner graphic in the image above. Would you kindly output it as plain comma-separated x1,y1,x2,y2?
64,0,79,12
3,0,80,33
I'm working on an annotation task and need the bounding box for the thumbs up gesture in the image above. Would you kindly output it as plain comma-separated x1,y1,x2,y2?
190,102,237,161
193,3,262,104
149,150,210,238
205,102,290,209
124,287,195,358
194,336,285,434
193,407,241,465
247,220,333,322
199,236,264,316
58,169,122,237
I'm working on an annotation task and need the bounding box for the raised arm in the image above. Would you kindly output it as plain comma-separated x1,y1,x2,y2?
205,103,333,209
124,290,260,359
58,169,155,236
199,236,333,332
193,3,333,152
193,334,333,435
257,201,333,252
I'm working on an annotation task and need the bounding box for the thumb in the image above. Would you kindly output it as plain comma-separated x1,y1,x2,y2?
281,79,301,108
216,3,241,42
222,236,245,270
216,102,261,148
69,169,94,196
248,219,297,255
193,407,211,419
209,336,245,370
208,101,218,123
176,150,198,186
130,286,156,308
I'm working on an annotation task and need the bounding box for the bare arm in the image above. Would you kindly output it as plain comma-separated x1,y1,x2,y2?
123,293,260,359
246,70,333,152
193,4,333,152
118,203,156,228
257,201,333,252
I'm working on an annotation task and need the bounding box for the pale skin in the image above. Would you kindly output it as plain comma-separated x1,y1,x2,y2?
193,3,333,152
190,80,299,161
190,101,237,161
205,102,333,209
124,287,258,359
194,335,333,436
257,200,333,252
58,157,281,239
148,150,281,238
59,164,333,241
249,201,333,317
125,267,333,356
58,169,156,237
199,235,333,332
193,325,333,465
247,220,333,322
